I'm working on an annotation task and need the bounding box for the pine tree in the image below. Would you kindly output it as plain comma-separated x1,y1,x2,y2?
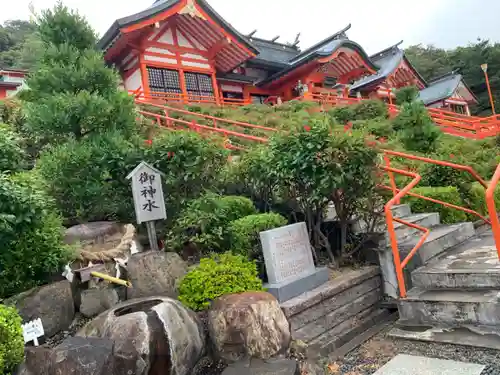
22,3,136,143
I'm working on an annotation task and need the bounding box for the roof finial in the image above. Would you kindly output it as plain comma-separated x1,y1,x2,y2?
271,36,280,42
247,30,257,37
292,33,301,46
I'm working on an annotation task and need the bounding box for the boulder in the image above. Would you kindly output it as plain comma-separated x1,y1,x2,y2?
64,221,121,244
53,337,114,375
79,288,120,318
17,346,56,375
126,252,187,299
78,296,205,375
7,280,75,337
208,292,291,362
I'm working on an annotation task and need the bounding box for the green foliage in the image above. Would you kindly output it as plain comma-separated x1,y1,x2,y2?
352,99,388,120
396,101,441,153
0,305,24,375
466,182,500,218
144,131,229,222
0,19,37,69
328,106,354,124
36,132,142,224
0,125,25,173
230,213,287,257
267,120,379,260
351,118,393,138
404,186,468,224
178,252,264,311
229,213,288,278
0,172,72,298
395,86,419,105
168,193,257,253
22,4,136,143
36,2,96,50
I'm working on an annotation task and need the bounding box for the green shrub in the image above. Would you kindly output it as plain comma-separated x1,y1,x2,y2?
229,213,288,279
0,172,72,298
352,99,388,120
178,252,264,311
0,305,24,375
466,182,500,218
0,125,25,173
404,186,468,224
36,132,141,224
395,86,419,105
168,193,257,253
230,213,287,256
395,101,441,153
351,118,393,138
328,106,354,124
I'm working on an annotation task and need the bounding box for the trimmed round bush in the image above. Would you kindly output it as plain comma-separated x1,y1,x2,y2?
230,213,288,257
168,193,257,253
0,304,24,375
0,124,25,173
178,252,264,311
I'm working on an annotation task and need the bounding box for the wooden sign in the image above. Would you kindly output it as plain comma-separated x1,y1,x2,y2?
22,318,45,346
126,162,166,224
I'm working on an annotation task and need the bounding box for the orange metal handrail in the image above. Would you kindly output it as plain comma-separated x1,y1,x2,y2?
486,164,500,258
381,148,498,297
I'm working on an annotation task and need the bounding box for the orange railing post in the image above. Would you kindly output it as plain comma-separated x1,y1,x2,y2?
384,154,400,204
486,164,500,259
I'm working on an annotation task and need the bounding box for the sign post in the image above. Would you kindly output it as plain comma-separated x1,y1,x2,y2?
481,63,496,115
127,162,167,251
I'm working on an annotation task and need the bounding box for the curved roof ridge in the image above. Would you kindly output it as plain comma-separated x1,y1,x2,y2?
370,40,404,59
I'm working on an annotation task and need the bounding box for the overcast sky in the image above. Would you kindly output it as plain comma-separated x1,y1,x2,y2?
2,0,499,54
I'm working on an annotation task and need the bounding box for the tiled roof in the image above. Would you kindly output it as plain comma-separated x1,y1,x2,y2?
418,72,463,105
247,37,300,66
98,0,257,55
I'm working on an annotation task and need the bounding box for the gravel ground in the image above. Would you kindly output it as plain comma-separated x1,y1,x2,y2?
321,324,500,375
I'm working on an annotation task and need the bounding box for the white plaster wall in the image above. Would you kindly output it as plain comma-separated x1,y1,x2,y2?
145,55,177,64
157,28,174,44
124,69,142,91
146,47,175,55
181,53,207,61
181,60,210,69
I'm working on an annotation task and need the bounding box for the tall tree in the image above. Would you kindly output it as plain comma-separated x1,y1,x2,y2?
0,20,37,68
22,3,136,143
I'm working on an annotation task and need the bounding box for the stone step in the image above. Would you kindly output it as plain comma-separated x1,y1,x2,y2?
397,222,475,266
412,238,500,290
376,223,475,299
307,307,391,357
398,287,500,326
391,212,440,241
391,204,411,218
388,323,500,350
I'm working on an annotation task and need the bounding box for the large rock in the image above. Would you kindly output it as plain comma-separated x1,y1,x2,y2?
7,280,75,337
208,292,291,362
18,338,113,375
126,252,187,299
78,296,205,375
64,221,121,244
80,288,120,318
53,337,114,375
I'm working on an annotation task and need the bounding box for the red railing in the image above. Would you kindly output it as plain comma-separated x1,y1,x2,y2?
136,101,277,136
130,89,251,106
381,149,497,297
137,109,268,151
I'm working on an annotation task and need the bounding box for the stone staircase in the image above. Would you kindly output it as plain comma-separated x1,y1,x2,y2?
382,204,500,349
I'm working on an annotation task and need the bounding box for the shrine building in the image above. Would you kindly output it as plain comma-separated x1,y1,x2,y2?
99,0,477,114
0,68,27,99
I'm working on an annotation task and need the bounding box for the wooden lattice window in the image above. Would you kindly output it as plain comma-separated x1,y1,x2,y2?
147,67,181,96
184,72,214,99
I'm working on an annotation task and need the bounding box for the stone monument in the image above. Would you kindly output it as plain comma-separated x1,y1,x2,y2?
260,222,329,303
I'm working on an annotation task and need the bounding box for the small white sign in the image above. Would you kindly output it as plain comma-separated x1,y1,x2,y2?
22,318,45,346
127,162,167,224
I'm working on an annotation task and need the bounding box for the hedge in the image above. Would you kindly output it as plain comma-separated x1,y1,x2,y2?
404,186,468,224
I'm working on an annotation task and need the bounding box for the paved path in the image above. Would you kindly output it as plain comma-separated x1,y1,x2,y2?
374,354,485,375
